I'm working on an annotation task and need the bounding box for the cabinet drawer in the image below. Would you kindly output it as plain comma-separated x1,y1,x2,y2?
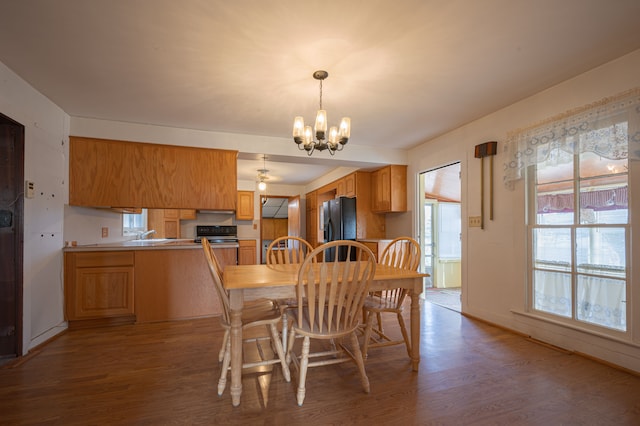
74,251,135,268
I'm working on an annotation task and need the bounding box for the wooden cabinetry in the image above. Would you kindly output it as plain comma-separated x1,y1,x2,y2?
69,136,237,209
371,165,407,213
238,240,257,265
179,209,197,220
64,251,135,326
307,172,385,245
305,191,318,247
148,209,179,238
360,239,393,262
134,248,223,323
361,241,379,261
236,191,254,221
148,208,197,238
343,173,356,197
262,218,288,240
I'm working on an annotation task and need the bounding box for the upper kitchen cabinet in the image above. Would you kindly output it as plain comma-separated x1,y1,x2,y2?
236,191,254,221
69,137,238,210
371,165,407,213
307,171,385,243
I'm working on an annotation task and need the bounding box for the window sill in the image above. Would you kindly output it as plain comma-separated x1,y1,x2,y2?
511,309,639,349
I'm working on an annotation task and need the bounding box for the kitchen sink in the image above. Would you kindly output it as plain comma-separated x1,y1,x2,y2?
122,238,172,246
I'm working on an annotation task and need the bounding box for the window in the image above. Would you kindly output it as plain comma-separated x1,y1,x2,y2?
123,209,147,237
529,147,628,331
504,89,639,337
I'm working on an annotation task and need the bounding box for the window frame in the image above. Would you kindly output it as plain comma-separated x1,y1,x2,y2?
525,156,631,339
122,209,148,237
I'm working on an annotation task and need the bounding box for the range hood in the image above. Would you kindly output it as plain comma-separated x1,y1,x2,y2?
196,209,235,215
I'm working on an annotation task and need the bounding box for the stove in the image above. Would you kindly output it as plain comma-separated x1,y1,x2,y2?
194,225,238,244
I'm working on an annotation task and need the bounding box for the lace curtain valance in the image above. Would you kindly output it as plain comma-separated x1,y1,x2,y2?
503,88,640,188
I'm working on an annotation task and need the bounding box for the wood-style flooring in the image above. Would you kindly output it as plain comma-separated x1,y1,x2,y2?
2,301,640,425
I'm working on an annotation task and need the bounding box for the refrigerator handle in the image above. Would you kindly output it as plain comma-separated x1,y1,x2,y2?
327,218,333,242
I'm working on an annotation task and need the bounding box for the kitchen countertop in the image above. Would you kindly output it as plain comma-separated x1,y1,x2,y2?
63,239,239,252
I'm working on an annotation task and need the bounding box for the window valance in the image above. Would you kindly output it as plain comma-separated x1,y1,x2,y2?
503,88,640,188
537,186,628,213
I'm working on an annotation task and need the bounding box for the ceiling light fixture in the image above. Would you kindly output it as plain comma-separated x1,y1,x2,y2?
257,155,269,191
293,70,351,156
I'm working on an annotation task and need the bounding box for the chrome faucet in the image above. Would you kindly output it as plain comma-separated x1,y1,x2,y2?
137,230,157,240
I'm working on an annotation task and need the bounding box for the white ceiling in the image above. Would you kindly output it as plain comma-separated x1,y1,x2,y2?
261,197,289,219
1,0,639,186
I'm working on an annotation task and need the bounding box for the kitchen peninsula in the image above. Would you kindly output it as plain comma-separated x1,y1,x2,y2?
63,239,239,328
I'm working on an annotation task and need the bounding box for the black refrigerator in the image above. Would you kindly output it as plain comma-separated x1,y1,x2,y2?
322,196,357,261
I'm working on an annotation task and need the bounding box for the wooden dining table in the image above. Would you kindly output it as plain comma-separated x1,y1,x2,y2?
222,262,429,406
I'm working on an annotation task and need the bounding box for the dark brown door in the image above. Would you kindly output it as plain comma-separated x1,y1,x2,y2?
0,113,24,361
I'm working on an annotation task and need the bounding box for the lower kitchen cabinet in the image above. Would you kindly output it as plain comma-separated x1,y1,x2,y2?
65,246,233,327
238,240,257,265
64,251,136,327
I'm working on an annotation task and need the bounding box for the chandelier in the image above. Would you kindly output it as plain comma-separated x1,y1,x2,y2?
257,155,269,191
292,70,351,156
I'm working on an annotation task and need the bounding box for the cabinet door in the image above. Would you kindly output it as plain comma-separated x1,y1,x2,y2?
372,167,391,212
65,251,135,322
336,178,346,197
344,173,356,198
371,165,407,213
73,266,135,319
236,191,254,221
274,219,288,239
179,209,197,220
69,137,238,209
262,219,275,240
238,240,257,265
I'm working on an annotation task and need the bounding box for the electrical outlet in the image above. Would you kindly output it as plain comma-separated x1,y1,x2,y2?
469,216,482,227
25,180,35,198
101,227,109,238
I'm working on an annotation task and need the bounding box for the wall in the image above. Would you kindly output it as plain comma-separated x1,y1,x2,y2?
4,47,639,371
0,61,69,353
402,49,640,372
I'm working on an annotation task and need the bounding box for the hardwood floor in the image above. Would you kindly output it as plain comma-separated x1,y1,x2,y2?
2,302,640,425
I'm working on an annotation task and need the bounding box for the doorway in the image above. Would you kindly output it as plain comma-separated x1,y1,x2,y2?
0,113,24,362
259,195,301,263
418,162,461,312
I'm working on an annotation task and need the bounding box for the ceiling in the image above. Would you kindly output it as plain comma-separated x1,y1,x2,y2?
261,197,289,219
1,1,639,186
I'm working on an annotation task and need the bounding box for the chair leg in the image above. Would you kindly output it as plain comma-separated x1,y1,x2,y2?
281,313,288,352
350,331,370,394
397,312,412,357
217,335,232,396
219,329,229,362
286,327,296,365
270,323,291,382
376,312,383,333
362,310,375,359
296,336,310,406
